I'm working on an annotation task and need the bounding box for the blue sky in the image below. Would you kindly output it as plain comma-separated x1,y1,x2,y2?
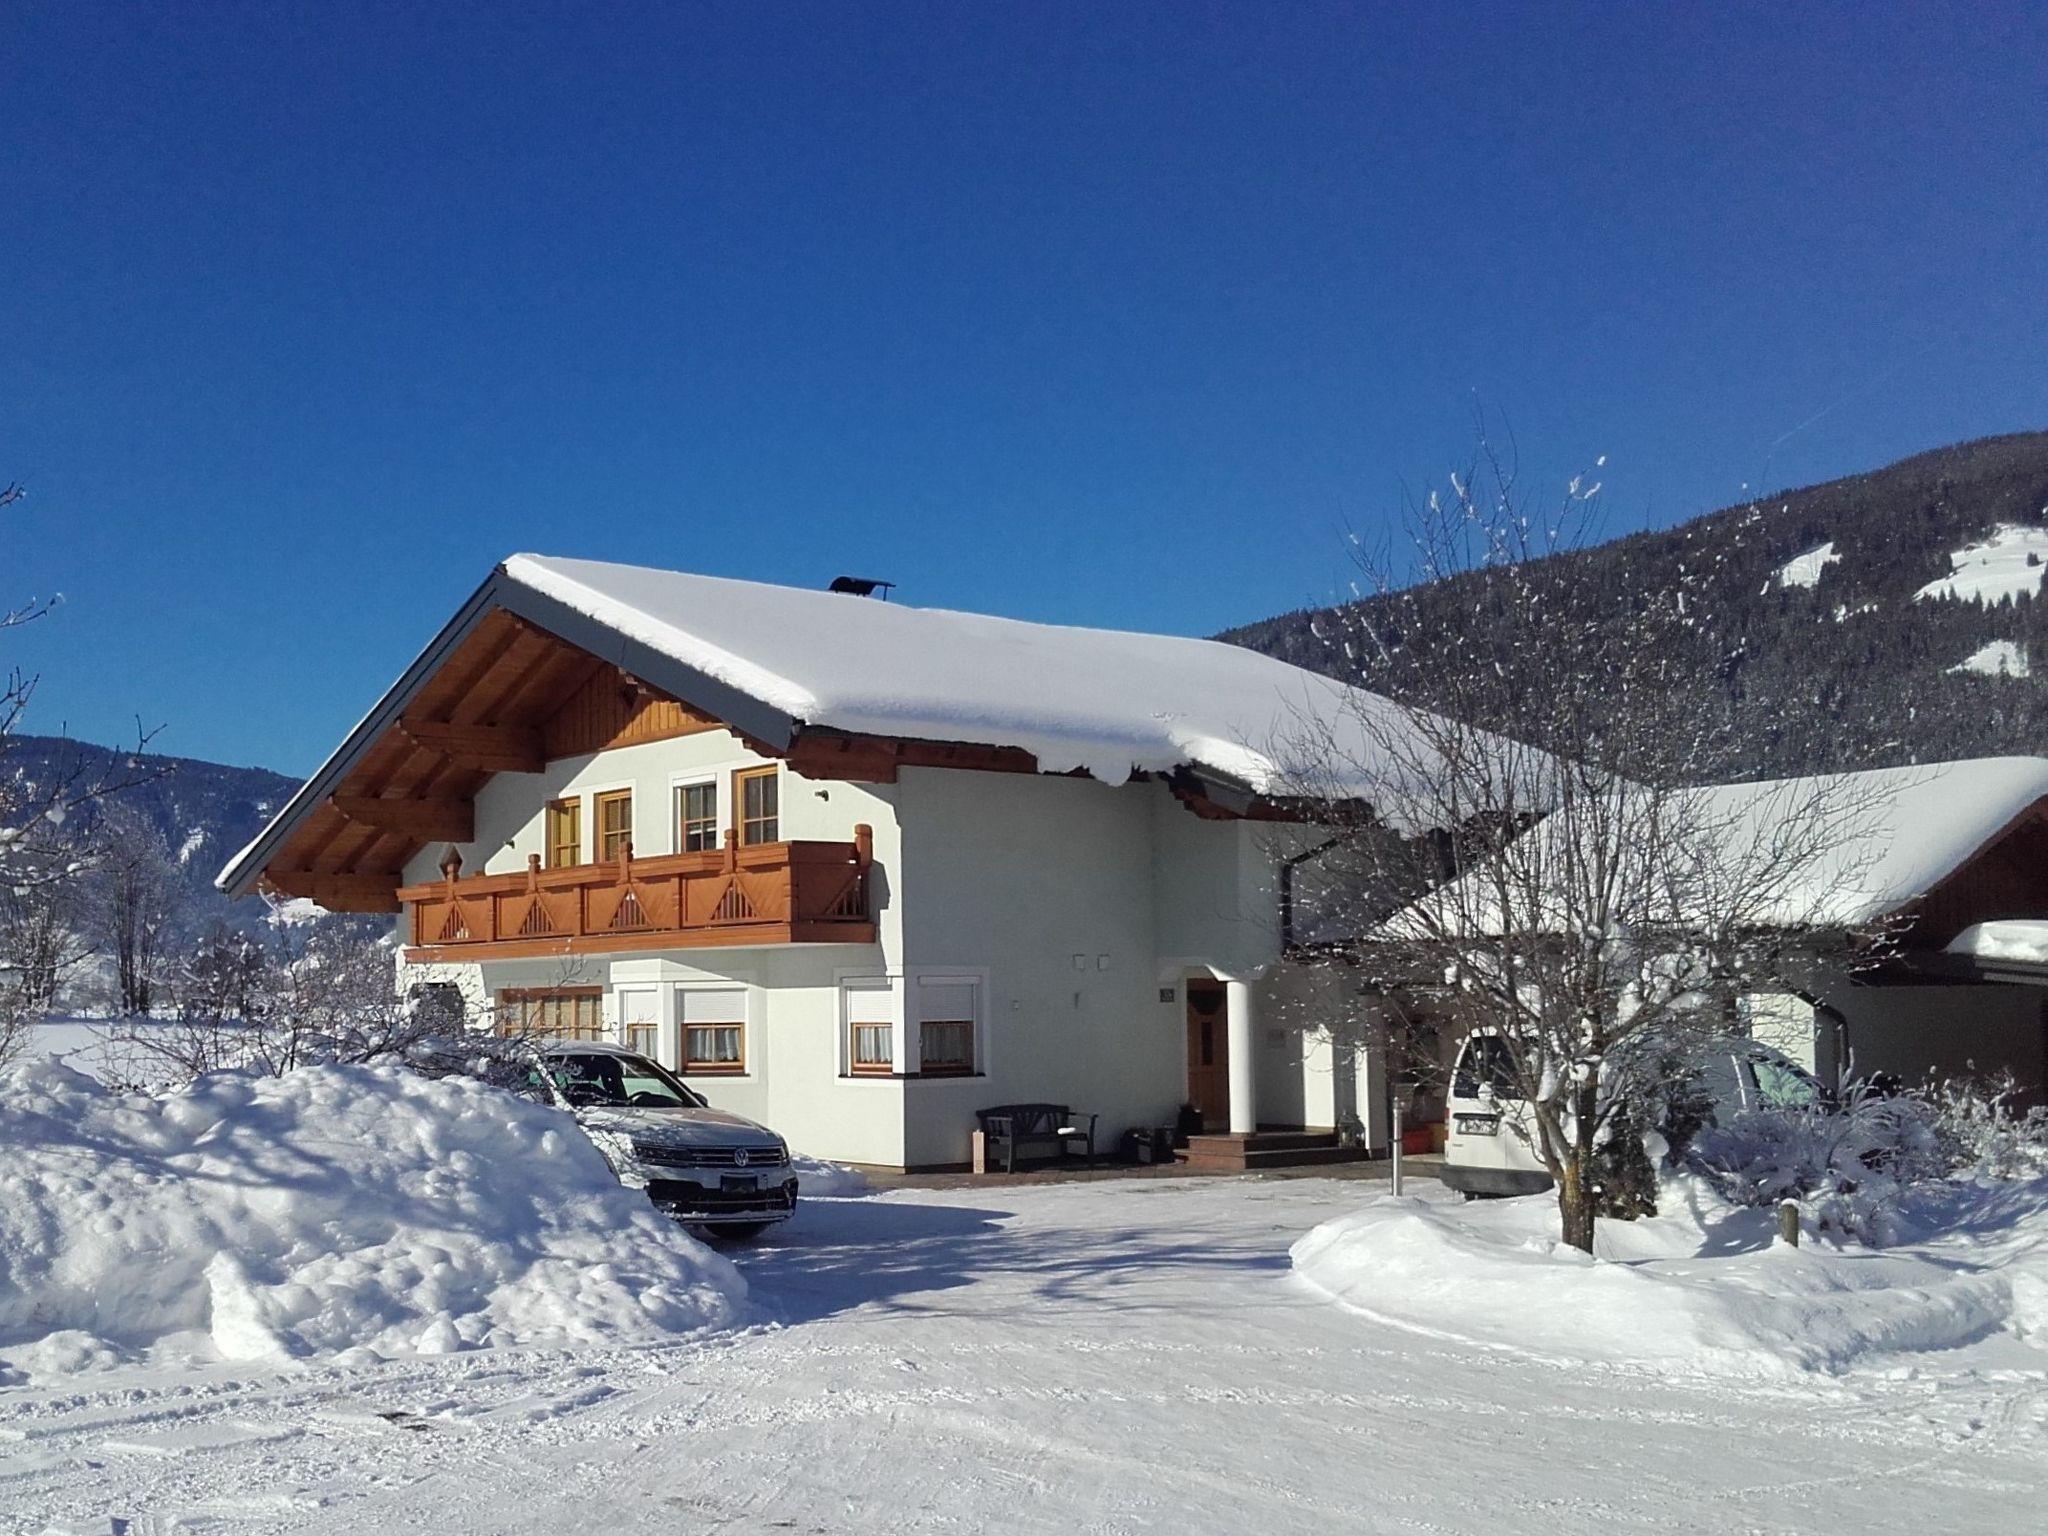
6,2,2045,776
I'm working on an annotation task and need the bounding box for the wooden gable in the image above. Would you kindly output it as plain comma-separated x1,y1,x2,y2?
259,610,733,912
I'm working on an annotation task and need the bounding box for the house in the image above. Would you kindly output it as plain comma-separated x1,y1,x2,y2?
218,555,1448,1169
1314,758,2048,1115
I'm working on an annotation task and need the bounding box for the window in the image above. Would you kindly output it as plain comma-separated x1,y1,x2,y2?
497,987,604,1041
595,789,634,863
1452,1033,1522,1099
545,798,582,868
675,780,719,853
679,987,747,1074
915,978,977,1075
844,980,894,1076
735,766,779,845
618,987,660,1060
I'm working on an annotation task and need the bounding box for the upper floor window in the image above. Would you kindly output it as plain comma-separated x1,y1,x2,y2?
736,766,779,845
595,788,633,862
676,780,719,853
545,798,581,868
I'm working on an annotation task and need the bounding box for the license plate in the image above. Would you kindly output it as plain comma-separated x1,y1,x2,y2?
1454,1114,1501,1136
721,1174,758,1192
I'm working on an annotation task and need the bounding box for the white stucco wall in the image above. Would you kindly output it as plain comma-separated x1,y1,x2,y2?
397,742,1362,1167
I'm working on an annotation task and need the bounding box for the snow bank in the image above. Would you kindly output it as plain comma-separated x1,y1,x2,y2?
792,1153,870,1197
0,1059,743,1379
1291,1180,2048,1377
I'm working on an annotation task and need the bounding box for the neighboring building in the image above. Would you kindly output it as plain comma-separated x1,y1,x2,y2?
1323,759,2048,1117
219,556,1447,1169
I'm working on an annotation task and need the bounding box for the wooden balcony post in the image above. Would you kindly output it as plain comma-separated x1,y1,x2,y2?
526,852,541,893
723,829,738,873
439,845,463,900
853,823,873,868
617,839,634,884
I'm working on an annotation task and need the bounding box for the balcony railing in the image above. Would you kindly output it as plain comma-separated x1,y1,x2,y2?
398,825,875,958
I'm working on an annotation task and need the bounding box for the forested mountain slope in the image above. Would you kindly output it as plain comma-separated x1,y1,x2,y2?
1223,431,2048,780
2,734,299,927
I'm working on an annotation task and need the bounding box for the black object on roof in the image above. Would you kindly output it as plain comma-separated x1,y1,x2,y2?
828,576,896,599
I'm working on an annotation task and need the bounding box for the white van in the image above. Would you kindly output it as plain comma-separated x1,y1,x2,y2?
1439,1030,1822,1197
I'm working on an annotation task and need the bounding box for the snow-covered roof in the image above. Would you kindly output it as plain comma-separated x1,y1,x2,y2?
1945,919,2048,966
217,554,1479,896
498,554,1434,798
1372,757,2048,941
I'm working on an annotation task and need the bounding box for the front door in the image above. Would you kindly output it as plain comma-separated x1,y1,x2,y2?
1185,980,1230,1131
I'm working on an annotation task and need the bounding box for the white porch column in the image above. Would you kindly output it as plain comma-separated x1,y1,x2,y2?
1225,977,1257,1134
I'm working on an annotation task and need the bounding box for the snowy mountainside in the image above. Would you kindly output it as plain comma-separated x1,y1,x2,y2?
1225,429,2048,779
2,733,300,927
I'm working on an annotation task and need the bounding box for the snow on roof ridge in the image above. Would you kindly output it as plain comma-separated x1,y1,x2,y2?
502,554,821,720
500,551,1404,794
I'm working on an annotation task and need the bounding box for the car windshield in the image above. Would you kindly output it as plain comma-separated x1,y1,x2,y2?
1452,1034,1522,1100
543,1052,706,1110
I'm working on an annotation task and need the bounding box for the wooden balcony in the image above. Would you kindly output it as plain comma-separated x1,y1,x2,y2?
399,826,876,961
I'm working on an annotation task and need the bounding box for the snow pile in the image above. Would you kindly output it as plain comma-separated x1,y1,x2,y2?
0,1059,743,1378
1950,919,2048,965
1292,1180,2048,1376
1768,540,1840,591
1951,639,2030,678
1915,521,2048,603
792,1152,870,1197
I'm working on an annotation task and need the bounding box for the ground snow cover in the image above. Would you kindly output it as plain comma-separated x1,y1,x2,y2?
1915,520,2048,603
3,1175,2044,1534
1769,539,1840,590
0,1059,741,1379
1952,638,2031,678
1292,1176,2048,1377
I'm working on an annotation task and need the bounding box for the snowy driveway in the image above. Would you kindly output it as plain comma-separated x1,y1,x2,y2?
5,1176,2044,1534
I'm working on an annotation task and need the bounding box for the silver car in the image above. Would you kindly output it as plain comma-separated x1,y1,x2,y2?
533,1042,797,1237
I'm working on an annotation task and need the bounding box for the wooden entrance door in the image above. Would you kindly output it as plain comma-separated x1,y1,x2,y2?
1185,980,1230,1131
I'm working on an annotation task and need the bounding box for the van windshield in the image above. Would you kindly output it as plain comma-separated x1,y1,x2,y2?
1749,1057,1820,1110
1452,1035,1522,1100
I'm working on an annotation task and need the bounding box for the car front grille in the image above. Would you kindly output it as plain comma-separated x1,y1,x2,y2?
632,1142,788,1170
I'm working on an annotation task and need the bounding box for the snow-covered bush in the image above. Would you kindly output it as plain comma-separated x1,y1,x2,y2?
1688,1074,2047,1242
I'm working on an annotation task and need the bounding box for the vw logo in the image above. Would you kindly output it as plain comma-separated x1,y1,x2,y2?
733,1149,750,1168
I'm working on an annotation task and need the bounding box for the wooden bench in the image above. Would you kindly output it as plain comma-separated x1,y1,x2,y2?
975,1103,1098,1173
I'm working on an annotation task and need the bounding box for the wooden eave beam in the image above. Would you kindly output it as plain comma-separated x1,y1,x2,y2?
331,794,476,842
398,718,546,774
261,871,403,914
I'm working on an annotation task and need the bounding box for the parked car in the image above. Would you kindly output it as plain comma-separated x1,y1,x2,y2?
1440,1029,1823,1198
530,1042,797,1237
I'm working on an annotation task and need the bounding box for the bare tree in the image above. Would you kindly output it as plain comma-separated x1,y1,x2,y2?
1279,436,1888,1253
0,479,164,1059
96,802,183,1016
110,913,433,1080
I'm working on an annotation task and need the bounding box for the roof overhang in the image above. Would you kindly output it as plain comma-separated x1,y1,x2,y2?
215,564,802,901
